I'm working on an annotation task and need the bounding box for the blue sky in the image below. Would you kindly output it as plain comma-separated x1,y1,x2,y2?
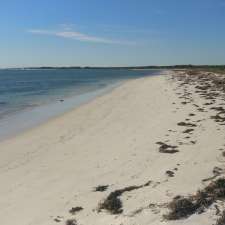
0,0,225,67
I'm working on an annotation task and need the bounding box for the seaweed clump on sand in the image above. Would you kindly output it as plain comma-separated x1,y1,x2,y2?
166,170,175,177
98,181,151,214
69,207,83,215
183,128,194,134
177,122,197,127
216,210,225,225
156,142,179,154
165,178,225,220
94,185,109,192
65,219,77,225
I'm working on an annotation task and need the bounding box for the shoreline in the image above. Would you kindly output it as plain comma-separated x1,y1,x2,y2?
0,79,123,143
0,70,163,143
0,68,162,143
1,70,225,225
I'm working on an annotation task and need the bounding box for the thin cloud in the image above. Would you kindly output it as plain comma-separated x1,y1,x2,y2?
28,28,135,45
97,24,156,34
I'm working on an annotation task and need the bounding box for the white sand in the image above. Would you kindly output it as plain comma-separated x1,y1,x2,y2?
0,71,224,225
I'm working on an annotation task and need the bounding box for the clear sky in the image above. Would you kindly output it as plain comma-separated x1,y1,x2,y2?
0,0,225,67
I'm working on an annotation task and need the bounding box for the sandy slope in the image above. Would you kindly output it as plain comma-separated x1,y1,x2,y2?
0,71,225,225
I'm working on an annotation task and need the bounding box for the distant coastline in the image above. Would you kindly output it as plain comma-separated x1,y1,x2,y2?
1,64,225,71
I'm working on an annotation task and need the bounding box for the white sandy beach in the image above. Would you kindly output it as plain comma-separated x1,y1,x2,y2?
1,71,225,225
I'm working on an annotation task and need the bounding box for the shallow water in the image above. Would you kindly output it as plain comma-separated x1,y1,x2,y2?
0,68,161,140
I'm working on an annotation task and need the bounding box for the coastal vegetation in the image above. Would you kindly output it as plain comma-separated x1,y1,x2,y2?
7,65,225,73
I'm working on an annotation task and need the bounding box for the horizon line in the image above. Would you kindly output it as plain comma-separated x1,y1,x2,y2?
1,64,225,69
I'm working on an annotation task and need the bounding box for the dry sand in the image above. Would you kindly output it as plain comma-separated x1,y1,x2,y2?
0,70,225,225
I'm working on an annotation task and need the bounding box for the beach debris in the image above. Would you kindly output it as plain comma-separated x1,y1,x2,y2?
156,142,179,154
69,207,83,215
211,107,225,112
165,170,175,177
177,122,197,127
195,85,211,91
94,185,109,192
54,216,63,223
213,167,223,176
216,210,225,225
98,181,151,214
65,219,77,225
165,178,225,220
215,204,221,215
202,167,223,182
165,196,197,220
183,128,194,134
211,114,225,123
204,102,213,106
197,107,206,112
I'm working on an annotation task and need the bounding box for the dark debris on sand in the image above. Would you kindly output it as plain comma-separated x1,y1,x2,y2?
98,181,151,214
156,142,179,154
65,219,77,225
183,128,194,134
69,207,83,215
165,178,225,220
216,210,225,225
94,185,109,192
177,122,197,127
166,170,175,177
173,70,225,127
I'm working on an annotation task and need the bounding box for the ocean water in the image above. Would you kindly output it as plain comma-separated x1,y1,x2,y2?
0,68,161,140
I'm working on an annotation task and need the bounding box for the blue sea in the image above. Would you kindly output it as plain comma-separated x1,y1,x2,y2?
0,68,161,140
